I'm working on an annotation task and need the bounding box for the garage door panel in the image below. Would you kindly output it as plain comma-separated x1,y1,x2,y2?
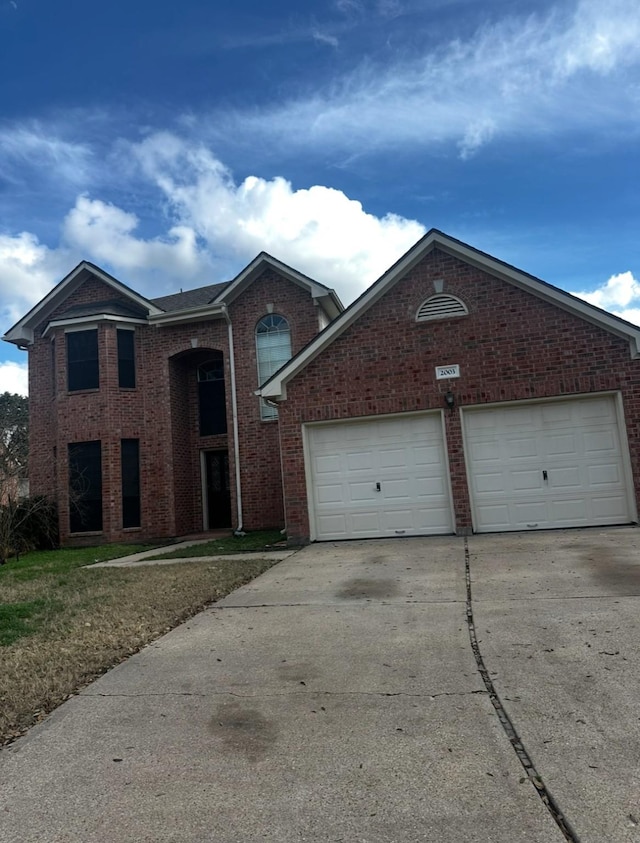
307,413,452,540
583,430,617,453
512,469,545,491
545,433,577,456
507,437,539,459
549,467,582,489
587,463,622,485
465,395,632,532
593,495,629,518
316,484,344,504
346,450,375,471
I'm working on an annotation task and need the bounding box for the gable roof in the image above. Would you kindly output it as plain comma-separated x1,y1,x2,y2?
211,252,343,319
3,253,344,344
260,228,640,401
3,261,163,347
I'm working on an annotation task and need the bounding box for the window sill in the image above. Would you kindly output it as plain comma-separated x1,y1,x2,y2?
69,530,103,537
67,388,100,395
123,526,142,532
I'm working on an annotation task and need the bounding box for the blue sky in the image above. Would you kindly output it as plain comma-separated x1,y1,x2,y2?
1,0,639,394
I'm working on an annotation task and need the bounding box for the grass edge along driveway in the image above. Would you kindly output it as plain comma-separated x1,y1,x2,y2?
0,534,282,747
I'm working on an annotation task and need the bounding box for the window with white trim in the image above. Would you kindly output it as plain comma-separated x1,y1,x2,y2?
256,314,291,420
416,294,468,322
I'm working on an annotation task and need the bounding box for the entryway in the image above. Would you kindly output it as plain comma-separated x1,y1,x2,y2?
203,449,231,529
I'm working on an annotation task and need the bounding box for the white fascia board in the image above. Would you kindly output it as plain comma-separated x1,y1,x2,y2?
149,303,226,327
43,314,149,337
436,238,640,356
260,229,640,400
3,261,163,347
214,253,343,313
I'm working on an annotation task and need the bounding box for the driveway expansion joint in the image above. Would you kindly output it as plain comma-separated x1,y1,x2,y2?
81,689,488,700
464,538,581,843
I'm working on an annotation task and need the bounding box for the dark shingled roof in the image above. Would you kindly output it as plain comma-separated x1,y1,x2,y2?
55,300,150,320
150,283,228,312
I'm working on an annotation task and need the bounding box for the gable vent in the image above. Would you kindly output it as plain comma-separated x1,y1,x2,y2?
416,294,468,322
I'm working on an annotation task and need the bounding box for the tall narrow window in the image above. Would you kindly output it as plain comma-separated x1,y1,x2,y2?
256,315,291,420
117,329,136,388
51,338,56,395
68,441,102,532
67,330,99,391
198,356,227,436
121,439,141,528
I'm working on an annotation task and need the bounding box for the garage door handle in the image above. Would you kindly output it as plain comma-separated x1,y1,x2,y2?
375,482,381,492
543,470,548,482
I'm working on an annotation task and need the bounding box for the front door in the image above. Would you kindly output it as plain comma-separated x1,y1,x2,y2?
205,450,232,529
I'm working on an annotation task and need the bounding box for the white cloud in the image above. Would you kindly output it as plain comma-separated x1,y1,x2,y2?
213,0,640,158
313,30,340,48
0,124,92,186
576,270,640,325
130,133,425,300
62,195,206,281
0,231,71,323
0,361,28,396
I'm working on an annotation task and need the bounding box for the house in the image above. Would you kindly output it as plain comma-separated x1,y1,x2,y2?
3,254,342,545
258,230,640,542
4,228,640,546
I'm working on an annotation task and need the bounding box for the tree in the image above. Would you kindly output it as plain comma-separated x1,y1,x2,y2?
0,393,57,562
0,392,29,493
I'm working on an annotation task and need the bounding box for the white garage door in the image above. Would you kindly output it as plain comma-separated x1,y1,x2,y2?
463,395,633,532
306,413,453,540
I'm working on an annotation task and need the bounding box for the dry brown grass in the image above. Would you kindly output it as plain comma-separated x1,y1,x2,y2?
0,556,277,745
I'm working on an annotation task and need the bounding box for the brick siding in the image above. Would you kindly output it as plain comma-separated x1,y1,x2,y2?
277,248,640,541
29,267,325,544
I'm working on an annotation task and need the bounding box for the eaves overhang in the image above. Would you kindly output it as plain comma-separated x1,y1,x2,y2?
43,314,149,337
260,229,640,402
212,252,343,318
148,303,227,327
2,261,163,348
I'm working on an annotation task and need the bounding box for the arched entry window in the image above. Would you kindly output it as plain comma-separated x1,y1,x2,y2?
256,315,291,420
197,354,227,436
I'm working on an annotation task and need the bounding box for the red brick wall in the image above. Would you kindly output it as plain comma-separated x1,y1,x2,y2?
227,268,325,530
277,248,640,541
28,266,325,544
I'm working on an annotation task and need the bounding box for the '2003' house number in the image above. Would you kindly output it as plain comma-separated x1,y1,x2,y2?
435,364,460,380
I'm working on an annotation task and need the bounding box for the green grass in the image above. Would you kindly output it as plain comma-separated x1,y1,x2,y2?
0,543,159,582
0,599,61,646
0,541,280,746
146,529,285,559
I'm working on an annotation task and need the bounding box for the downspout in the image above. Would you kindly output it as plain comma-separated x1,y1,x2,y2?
221,306,243,535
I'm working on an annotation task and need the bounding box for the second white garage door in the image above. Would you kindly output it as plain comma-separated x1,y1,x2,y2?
463,394,634,532
306,413,453,540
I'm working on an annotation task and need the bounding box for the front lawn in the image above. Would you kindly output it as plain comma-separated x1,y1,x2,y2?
0,542,279,746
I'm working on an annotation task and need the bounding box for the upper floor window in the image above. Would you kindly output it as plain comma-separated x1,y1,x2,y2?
67,329,99,391
256,315,291,420
198,356,227,436
117,329,136,389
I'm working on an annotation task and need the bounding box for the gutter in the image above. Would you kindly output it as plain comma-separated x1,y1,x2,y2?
221,306,244,535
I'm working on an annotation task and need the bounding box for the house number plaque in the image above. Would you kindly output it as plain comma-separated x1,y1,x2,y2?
435,364,460,380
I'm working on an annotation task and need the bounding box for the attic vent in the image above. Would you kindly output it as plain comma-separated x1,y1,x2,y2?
416,294,468,322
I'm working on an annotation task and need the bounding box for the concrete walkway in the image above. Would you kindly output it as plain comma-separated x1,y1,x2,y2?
2,529,640,841
89,539,296,567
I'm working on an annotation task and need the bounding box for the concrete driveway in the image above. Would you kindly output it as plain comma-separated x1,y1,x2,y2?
1,528,639,842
